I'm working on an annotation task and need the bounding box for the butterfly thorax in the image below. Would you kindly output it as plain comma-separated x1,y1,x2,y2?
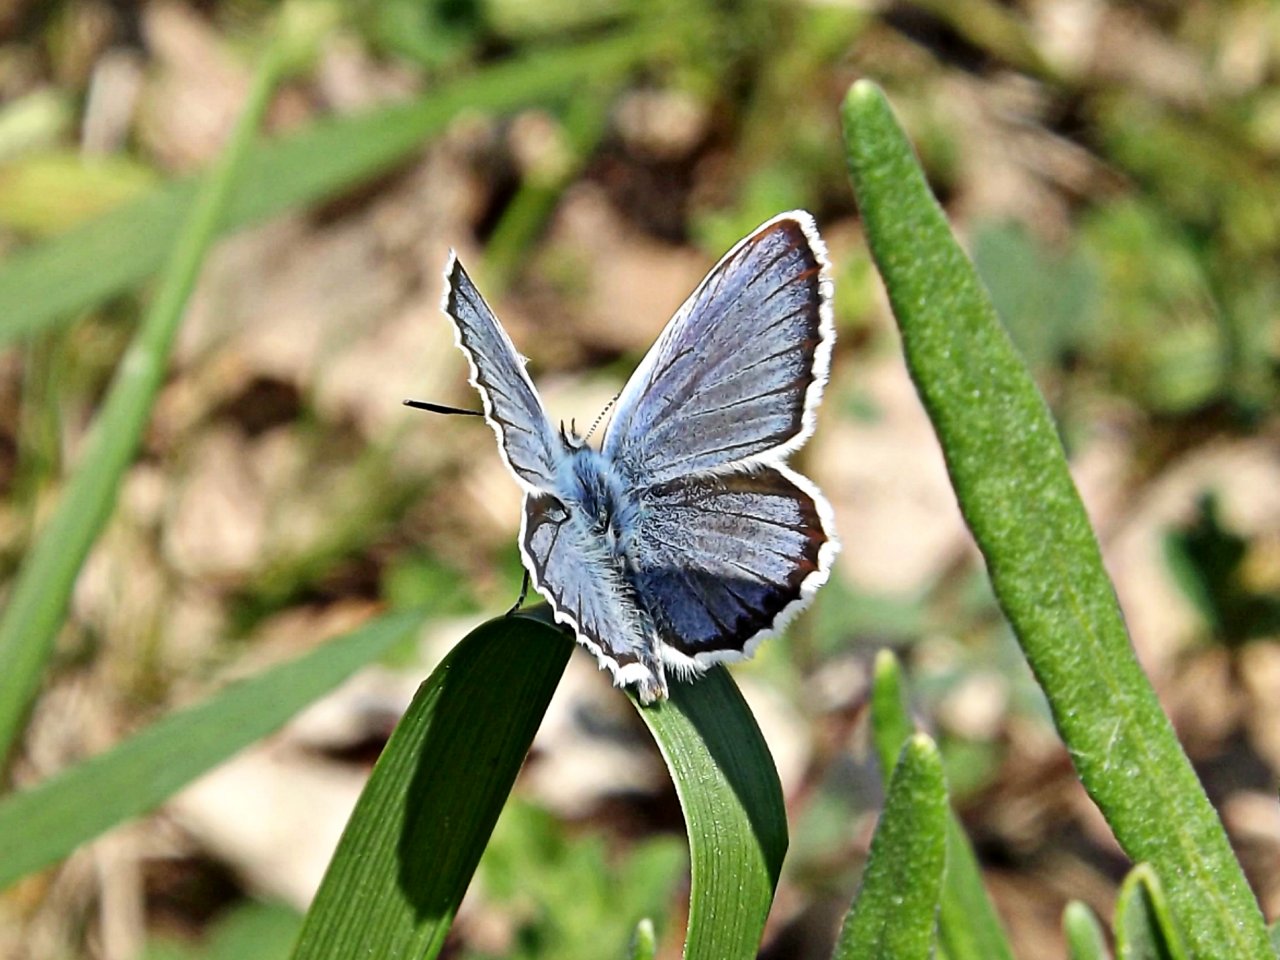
559,445,639,563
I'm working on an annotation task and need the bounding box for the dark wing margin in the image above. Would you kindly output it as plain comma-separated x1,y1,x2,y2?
627,466,838,670
443,254,561,492
521,493,668,700
601,212,834,485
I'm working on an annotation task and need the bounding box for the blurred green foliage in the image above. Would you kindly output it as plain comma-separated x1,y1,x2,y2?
143,902,302,960
1164,493,1280,648
469,800,684,960
971,220,1099,373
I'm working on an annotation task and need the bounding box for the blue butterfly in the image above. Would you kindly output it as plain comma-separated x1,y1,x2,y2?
440,212,839,703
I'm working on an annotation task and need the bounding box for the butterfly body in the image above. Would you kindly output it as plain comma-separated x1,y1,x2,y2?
441,212,839,703
556,443,638,554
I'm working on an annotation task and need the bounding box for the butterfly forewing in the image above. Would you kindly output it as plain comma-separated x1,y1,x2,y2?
602,213,834,486
443,255,561,492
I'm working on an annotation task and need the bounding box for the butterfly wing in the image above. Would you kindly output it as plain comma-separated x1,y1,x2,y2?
627,467,837,670
601,212,834,485
445,256,667,697
521,492,667,701
443,253,561,492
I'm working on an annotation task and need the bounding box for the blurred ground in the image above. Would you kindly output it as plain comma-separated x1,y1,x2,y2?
1,1,1279,958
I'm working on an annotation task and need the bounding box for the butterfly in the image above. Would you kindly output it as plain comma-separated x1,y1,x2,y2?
437,211,839,703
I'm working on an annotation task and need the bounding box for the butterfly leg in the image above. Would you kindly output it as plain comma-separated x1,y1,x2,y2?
505,570,531,617
634,659,668,705
621,625,669,705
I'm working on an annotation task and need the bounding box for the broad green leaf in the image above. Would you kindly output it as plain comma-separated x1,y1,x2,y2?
289,613,573,960
0,43,287,763
633,666,788,960
834,734,947,960
0,610,423,890
1063,901,1110,960
870,650,1014,960
0,31,655,344
841,80,1274,958
1114,865,1188,960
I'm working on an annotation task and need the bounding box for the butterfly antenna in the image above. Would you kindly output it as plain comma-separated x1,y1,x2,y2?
403,399,484,417
584,393,620,442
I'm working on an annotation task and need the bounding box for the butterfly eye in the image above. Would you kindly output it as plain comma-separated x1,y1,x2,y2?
539,498,569,523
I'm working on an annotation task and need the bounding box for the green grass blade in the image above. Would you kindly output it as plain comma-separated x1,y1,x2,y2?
0,31,654,344
840,79,1274,958
1064,901,1111,960
834,734,947,960
483,85,616,292
869,649,912,770
1114,865,1188,960
629,918,658,960
870,651,1015,960
0,44,286,763
633,667,788,960
0,610,422,890
289,613,573,960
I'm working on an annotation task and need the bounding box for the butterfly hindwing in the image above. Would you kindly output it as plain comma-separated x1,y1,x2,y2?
521,492,666,699
602,212,834,486
628,467,836,667
443,255,561,492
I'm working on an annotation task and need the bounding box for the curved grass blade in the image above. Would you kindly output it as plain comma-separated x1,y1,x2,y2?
289,612,573,960
0,31,654,344
0,43,287,764
0,609,423,890
841,80,1273,958
834,733,947,960
871,651,1014,960
1064,901,1110,960
1114,865,1188,960
633,667,788,960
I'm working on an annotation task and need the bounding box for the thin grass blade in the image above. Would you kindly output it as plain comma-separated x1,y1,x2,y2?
0,610,423,889
289,613,573,960
834,733,948,960
0,43,286,763
630,918,658,960
841,79,1273,957
1114,865,1188,960
870,650,1014,960
633,667,788,960
1064,901,1111,960
482,84,616,292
